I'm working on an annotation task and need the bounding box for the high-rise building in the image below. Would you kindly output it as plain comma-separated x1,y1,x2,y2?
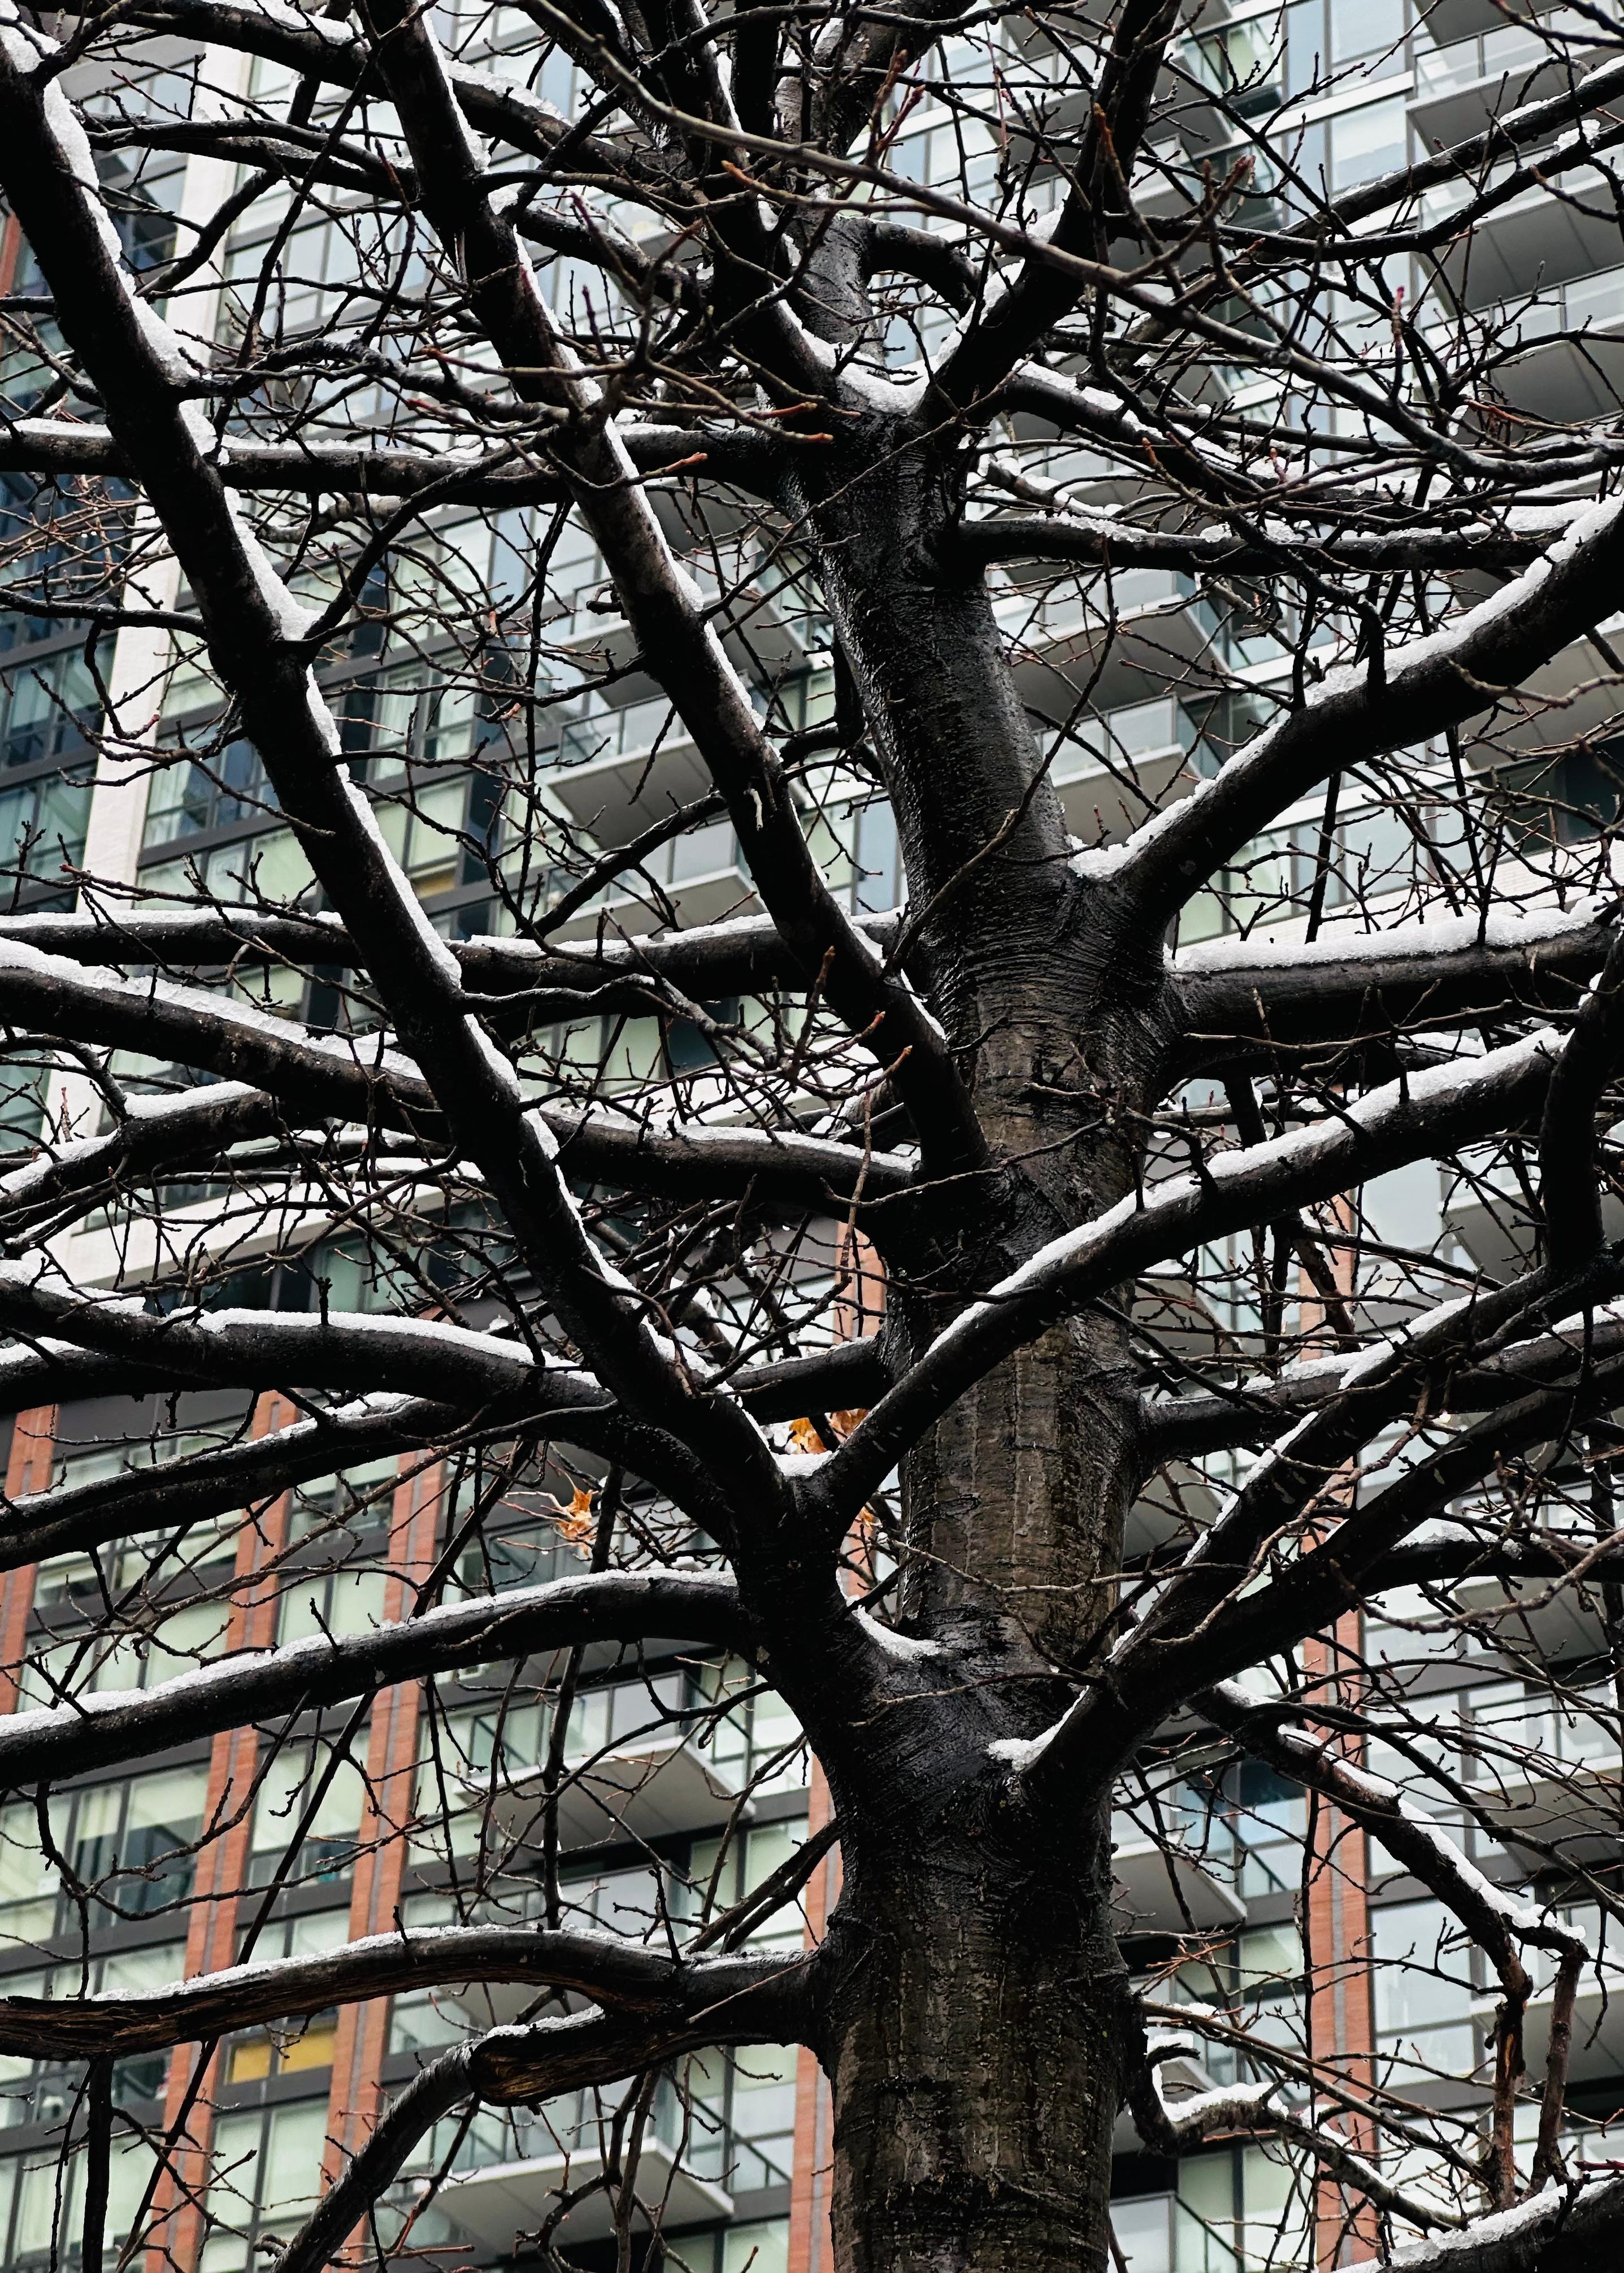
0,2,1622,2270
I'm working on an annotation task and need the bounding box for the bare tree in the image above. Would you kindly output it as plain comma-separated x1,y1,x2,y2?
6,0,1624,2266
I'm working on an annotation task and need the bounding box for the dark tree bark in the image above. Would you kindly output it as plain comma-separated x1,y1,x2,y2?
1,0,1624,2268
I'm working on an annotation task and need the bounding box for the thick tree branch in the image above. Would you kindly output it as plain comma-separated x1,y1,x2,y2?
0,1567,746,1788
811,1035,1564,1527
0,1335,888,1572
1171,903,1622,1077
0,1932,796,2055
0,417,783,504
1087,499,1624,932
1380,2179,1624,2272
0,950,920,1211
935,0,1184,405
1539,923,1624,1268
953,509,1582,580
0,907,902,1003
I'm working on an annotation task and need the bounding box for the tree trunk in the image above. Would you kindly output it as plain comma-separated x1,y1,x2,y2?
783,431,1156,2273
821,1793,1130,2273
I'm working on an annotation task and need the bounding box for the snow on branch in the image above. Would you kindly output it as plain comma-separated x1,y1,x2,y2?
1171,901,1622,1075
1078,496,1624,929
955,508,1584,579
1383,2177,1624,2272
811,1032,1562,1525
0,906,903,1005
1130,2065,1460,2236
0,938,919,1212
0,1929,796,2055
0,1567,746,1787
0,1335,889,1571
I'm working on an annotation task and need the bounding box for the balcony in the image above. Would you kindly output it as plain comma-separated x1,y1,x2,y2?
437,2102,736,2248
1051,698,1199,845
476,1732,752,1854
544,548,826,673
992,566,1216,713
1112,1836,1245,1936
545,822,758,942
1422,0,1569,50
1485,1971,1624,2087
547,697,715,848
1467,1904,1624,2084
1431,168,1624,320
1478,263,1624,422
1409,20,1580,152
438,2140,733,2245
1110,2191,1239,2272
1460,1697,1623,1868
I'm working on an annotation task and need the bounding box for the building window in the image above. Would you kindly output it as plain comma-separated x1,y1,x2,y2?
249,1743,368,1888
1329,98,1406,191
1372,1898,1480,2087
202,2098,332,2273
0,1768,207,1944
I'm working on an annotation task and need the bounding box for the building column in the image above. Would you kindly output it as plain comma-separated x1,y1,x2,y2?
786,1761,839,2273
146,1396,297,2273
1304,1621,1378,2272
1289,1203,1379,2267
0,1407,55,1713
787,1232,875,2273
323,1456,445,2180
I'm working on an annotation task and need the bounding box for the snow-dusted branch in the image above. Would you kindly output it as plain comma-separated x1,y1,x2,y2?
0,1567,745,1788
811,1034,1564,1527
1082,496,1624,931
1128,2065,1458,2235
1199,1684,1585,1992
954,510,1579,579
0,907,904,1009
0,418,782,507
0,1929,798,2055
1140,1296,1624,1465
0,942,918,1213
0,1335,888,1572
1382,2178,1624,2272
0,1393,449,1571
1095,1349,1624,1764
1171,904,1621,1078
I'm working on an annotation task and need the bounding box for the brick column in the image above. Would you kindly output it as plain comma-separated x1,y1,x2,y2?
1304,1613,1378,2271
147,1396,296,2273
0,1406,55,1712
786,1237,875,2273
787,1762,840,2273
1296,1204,1378,2268
323,1455,445,2179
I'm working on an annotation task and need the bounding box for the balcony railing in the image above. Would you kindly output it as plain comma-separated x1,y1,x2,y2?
472,1730,751,1854
432,2071,788,2245
1110,2193,1240,2272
